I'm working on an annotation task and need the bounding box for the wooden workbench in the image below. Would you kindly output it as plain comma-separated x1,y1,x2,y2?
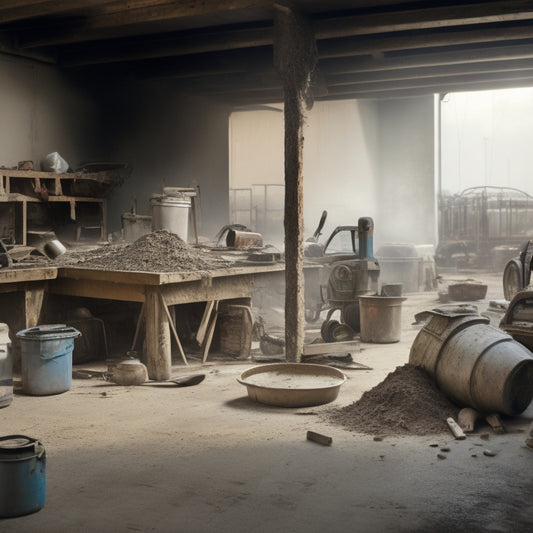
48,263,287,380
0,262,321,380
0,267,58,349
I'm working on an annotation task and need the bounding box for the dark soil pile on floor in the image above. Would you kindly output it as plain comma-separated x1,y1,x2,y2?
55,231,231,272
327,364,460,436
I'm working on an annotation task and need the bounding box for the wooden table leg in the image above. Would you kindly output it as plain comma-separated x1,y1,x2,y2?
202,301,219,363
130,302,145,352
23,281,46,328
145,287,171,381
159,292,188,366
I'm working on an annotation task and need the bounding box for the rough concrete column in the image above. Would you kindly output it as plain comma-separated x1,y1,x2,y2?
274,2,317,362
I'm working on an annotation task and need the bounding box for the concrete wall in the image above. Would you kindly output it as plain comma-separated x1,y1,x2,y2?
229,99,380,246
0,52,434,246
0,54,104,170
0,53,232,241
102,81,231,238
229,98,436,249
376,96,436,246
303,99,380,242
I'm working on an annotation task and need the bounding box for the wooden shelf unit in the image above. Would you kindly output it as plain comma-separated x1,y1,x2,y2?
0,169,107,245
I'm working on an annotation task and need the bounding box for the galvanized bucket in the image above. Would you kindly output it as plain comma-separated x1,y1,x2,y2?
0,435,46,518
410,311,533,415
359,295,406,343
150,194,190,241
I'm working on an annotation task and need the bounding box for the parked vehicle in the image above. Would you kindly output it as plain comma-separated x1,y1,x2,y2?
437,186,533,270
503,240,533,300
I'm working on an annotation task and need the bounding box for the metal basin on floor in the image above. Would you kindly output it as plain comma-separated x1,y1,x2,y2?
237,363,346,407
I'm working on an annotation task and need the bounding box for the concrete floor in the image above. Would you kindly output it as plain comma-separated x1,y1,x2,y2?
1,272,533,532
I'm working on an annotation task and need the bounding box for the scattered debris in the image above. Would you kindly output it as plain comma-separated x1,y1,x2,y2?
168,373,205,387
259,332,285,356
483,449,497,457
326,364,460,436
303,353,371,370
440,446,451,452
446,417,466,440
302,339,360,356
373,436,383,442
447,279,488,301
72,369,105,380
437,453,447,460
458,407,482,432
486,413,505,434
307,430,332,446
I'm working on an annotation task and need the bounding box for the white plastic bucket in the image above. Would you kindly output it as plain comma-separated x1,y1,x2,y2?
150,195,190,241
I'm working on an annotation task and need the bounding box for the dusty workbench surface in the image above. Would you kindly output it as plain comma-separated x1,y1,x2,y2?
56,262,286,286
0,266,57,284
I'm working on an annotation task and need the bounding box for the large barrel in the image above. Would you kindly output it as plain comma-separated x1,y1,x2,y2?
359,295,406,343
409,311,533,415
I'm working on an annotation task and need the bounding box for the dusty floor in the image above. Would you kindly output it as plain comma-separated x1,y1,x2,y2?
2,272,533,532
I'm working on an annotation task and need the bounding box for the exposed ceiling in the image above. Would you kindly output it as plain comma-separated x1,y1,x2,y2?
3,1,533,105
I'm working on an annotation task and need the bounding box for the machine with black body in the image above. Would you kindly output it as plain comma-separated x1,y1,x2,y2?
304,216,380,339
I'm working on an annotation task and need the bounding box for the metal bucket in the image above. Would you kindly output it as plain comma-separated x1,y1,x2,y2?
0,323,12,408
121,212,152,242
409,311,533,415
381,283,403,297
17,325,81,396
43,239,66,259
359,295,406,343
0,435,46,518
151,194,190,241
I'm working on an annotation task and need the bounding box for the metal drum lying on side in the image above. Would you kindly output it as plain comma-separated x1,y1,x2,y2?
409,310,533,416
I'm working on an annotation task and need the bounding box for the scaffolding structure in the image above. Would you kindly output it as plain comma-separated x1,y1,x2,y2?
437,186,533,269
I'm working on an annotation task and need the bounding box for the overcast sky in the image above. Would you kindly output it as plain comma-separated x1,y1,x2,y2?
441,87,533,196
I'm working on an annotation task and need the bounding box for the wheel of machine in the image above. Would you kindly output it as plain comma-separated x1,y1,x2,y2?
503,258,524,301
341,302,360,333
321,320,340,342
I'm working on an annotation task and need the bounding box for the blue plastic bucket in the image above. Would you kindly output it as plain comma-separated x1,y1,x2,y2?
17,325,81,396
0,435,46,518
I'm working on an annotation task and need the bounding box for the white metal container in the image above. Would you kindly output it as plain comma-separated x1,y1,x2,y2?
150,194,190,241
43,240,66,259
